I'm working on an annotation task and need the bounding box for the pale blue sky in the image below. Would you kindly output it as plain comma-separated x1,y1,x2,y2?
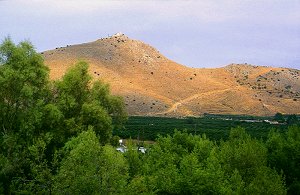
0,0,299,69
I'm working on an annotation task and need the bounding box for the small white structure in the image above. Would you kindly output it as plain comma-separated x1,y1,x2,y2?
112,32,124,37
116,139,127,153
138,146,147,154
116,139,147,154
116,146,127,153
264,120,280,124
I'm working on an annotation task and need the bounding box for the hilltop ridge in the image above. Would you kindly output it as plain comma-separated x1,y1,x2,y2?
42,34,300,116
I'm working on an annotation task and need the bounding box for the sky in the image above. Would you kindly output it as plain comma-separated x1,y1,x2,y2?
0,0,299,69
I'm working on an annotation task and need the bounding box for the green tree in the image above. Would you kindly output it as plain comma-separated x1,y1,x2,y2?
10,133,54,194
274,112,285,123
140,131,230,194
0,37,50,135
287,114,298,125
0,38,128,193
90,80,127,128
55,61,91,119
125,176,156,195
53,129,128,194
244,166,286,195
0,38,51,194
179,150,227,194
124,139,143,178
219,127,286,194
54,61,127,144
267,126,300,194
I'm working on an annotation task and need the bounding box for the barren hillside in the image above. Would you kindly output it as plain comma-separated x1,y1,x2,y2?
43,33,300,116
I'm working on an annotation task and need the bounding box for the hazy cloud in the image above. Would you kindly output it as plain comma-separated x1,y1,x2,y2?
0,0,299,69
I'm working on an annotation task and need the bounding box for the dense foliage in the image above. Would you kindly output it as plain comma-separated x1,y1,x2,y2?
0,39,299,194
0,38,127,194
119,115,292,141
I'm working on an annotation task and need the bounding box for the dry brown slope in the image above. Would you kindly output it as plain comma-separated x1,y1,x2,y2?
42,33,300,116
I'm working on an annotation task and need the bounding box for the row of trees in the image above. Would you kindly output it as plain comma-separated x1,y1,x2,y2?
0,39,299,194
274,112,299,125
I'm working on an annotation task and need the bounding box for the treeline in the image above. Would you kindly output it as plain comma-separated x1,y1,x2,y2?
0,39,299,194
119,115,293,141
125,126,299,194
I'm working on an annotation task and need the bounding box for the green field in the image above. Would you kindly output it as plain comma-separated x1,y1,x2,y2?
115,114,291,141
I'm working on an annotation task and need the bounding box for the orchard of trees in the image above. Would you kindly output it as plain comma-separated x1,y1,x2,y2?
0,39,299,194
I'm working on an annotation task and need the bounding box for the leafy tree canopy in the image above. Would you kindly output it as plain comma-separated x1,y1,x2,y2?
0,38,127,193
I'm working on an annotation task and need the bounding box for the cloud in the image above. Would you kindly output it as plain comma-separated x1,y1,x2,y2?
3,1,299,30
17,0,119,13
0,0,299,69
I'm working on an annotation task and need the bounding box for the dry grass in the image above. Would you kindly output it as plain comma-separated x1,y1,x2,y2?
43,34,300,116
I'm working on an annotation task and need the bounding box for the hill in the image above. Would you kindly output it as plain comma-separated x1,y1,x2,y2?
42,33,300,116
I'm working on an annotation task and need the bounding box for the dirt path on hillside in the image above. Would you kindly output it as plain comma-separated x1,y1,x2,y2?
156,88,232,115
